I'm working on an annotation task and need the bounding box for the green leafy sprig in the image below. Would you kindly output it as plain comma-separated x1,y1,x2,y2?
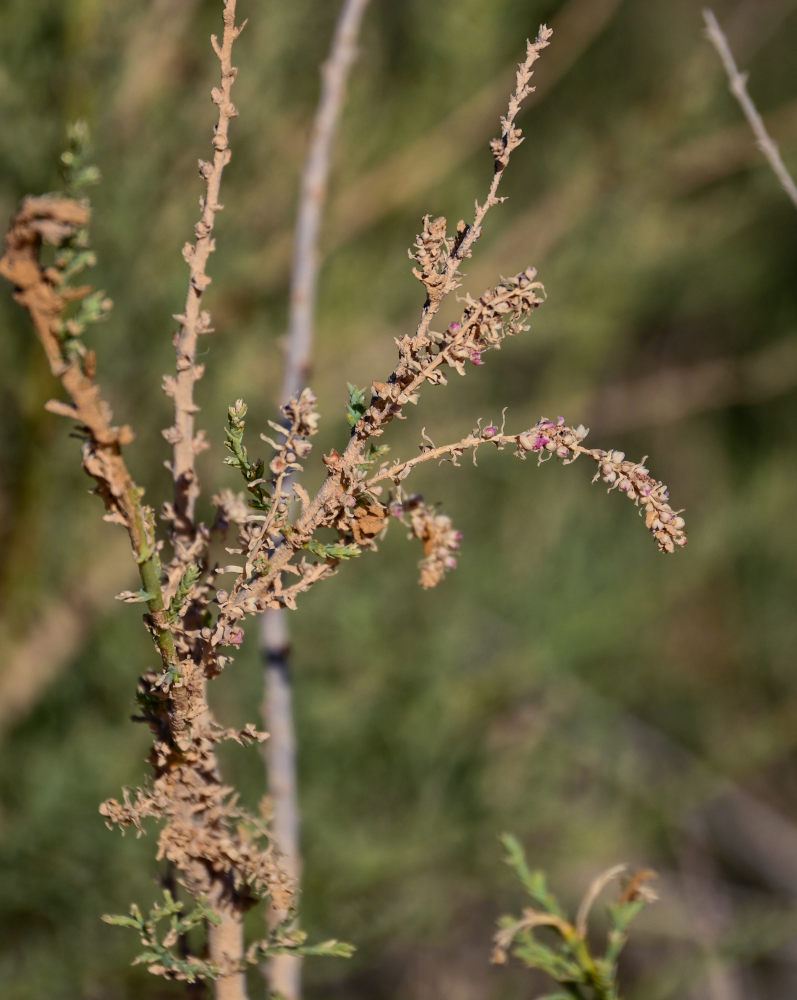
247,919,355,963
302,538,361,560
346,382,368,427
103,890,221,983
223,399,271,510
51,122,112,360
166,563,201,624
492,834,657,1000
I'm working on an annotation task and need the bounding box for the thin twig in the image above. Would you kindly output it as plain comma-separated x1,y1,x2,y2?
166,0,246,570
366,420,686,554
703,8,797,210
262,3,372,998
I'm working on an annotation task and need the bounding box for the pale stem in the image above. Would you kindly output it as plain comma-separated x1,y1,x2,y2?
208,901,248,1000
261,608,301,999
282,0,372,403
262,3,372,999
703,8,797,210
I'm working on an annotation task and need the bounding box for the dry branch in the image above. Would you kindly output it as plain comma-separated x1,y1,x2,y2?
0,195,176,674
164,0,246,573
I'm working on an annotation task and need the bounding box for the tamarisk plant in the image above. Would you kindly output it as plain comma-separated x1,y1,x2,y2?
492,835,658,1000
0,4,685,997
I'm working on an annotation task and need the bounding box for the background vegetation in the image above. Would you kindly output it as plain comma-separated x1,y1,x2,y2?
1,0,797,997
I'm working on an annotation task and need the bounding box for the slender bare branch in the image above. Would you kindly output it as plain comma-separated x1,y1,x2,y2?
264,6,371,996
282,0,372,402
703,8,797,210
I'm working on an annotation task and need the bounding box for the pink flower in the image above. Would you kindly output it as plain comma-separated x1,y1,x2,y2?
483,424,498,438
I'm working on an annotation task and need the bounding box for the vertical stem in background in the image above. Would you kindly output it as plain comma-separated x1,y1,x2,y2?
208,898,249,1000
702,8,797,211
261,2,371,997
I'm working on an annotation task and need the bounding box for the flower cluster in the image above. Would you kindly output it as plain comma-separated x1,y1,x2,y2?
446,267,545,373
360,270,546,444
516,415,589,460
409,214,464,304
516,417,687,553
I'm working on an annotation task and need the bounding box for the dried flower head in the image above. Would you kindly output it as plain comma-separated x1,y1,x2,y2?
393,494,463,589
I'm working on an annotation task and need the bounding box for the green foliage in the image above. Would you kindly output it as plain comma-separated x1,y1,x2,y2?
166,562,200,623
250,919,355,961
303,538,361,560
358,440,390,470
50,123,113,361
500,833,565,917
345,382,368,427
60,120,101,195
223,399,270,510
102,890,221,983
494,837,656,1000
102,891,354,983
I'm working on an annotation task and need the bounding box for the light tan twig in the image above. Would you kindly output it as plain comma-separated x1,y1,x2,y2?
165,0,246,569
703,8,797,210
368,418,687,555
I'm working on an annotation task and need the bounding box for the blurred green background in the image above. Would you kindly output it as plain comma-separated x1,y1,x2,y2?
2,0,797,997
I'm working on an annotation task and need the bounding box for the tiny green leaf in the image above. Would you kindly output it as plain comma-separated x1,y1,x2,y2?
102,913,142,929
303,538,361,560
345,382,368,427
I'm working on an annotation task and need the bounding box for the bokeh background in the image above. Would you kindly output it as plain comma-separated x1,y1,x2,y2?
2,0,797,997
